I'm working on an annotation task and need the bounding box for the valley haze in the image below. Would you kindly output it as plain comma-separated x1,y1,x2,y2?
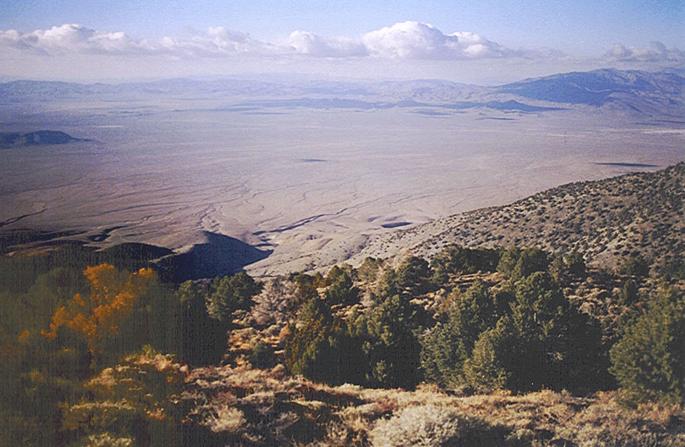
1,68,684,276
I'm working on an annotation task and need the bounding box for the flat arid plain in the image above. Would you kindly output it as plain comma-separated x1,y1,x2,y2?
1,73,685,276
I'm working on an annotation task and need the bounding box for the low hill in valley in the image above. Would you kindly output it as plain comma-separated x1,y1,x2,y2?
0,130,82,148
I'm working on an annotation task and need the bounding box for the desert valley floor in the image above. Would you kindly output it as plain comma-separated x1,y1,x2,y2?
1,91,684,275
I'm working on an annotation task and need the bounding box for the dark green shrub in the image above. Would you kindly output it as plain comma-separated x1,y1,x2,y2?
422,273,606,393
284,298,362,385
205,272,261,324
610,288,685,404
463,317,517,391
289,272,320,302
496,247,521,277
176,281,227,365
420,282,512,389
394,256,433,298
375,267,400,299
549,251,586,283
618,253,650,278
430,245,501,283
249,342,276,369
325,265,356,285
661,257,685,281
616,279,640,306
324,269,359,306
353,293,423,388
357,257,384,284
508,272,606,392
497,247,549,279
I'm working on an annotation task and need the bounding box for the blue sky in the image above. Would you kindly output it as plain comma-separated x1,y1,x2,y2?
0,0,683,81
3,0,683,50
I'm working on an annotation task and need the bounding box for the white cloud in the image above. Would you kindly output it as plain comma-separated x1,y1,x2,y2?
287,30,367,57
605,41,685,63
362,22,510,59
0,21,517,61
5,21,679,69
0,24,153,54
0,23,267,57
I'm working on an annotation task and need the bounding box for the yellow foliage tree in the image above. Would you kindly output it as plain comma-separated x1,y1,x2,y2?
42,264,156,355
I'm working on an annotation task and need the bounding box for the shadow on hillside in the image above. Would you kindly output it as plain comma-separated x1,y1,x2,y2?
159,231,272,282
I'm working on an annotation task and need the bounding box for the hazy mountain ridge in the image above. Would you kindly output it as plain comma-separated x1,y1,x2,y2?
353,163,685,270
498,69,685,105
497,69,685,116
2,68,683,116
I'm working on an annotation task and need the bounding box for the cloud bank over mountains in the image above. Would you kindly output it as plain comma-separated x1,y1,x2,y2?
605,41,685,64
3,20,678,64
0,23,264,57
0,21,681,82
0,21,522,60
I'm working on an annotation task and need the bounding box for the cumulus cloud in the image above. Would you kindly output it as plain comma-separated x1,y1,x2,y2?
0,23,268,57
0,24,154,54
0,21,522,61
287,31,367,57
605,41,685,64
362,21,510,59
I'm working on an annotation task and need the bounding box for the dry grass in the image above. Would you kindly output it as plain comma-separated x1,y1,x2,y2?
181,365,685,446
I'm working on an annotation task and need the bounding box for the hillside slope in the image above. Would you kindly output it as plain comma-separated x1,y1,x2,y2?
352,163,685,270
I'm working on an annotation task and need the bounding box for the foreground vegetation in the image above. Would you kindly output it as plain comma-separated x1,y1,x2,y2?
0,161,682,446
1,229,683,446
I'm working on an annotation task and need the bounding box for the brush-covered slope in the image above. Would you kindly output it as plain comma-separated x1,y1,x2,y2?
354,163,685,270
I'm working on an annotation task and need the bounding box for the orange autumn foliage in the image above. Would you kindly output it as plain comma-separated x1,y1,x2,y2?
42,263,156,354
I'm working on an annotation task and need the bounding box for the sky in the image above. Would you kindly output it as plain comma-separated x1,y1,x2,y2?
0,0,683,83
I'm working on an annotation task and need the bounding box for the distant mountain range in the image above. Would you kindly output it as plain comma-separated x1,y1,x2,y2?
498,69,684,105
1,68,684,117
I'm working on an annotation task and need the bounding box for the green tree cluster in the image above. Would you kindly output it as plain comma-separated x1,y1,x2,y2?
283,298,363,385
610,288,685,404
497,247,549,280
422,273,606,393
205,272,261,324
430,245,501,283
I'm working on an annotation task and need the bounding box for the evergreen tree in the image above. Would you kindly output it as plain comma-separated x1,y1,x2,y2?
549,251,586,284
497,247,549,280
616,278,640,306
430,245,500,284
325,268,359,306
205,272,261,324
463,317,517,391
284,298,362,385
355,293,423,388
176,281,227,365
394,256,433,298
610,288,685,404
420,282,511,389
